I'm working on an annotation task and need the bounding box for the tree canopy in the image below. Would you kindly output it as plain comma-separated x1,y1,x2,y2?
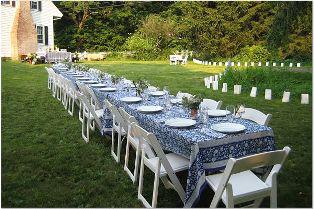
54,1,312,61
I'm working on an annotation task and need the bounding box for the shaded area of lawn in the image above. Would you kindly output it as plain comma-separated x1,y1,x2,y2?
1,60,312,207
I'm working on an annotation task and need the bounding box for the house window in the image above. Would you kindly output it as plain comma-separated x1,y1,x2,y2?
30,1,37,9
37,26,43,44
30,1,41,11
1,1,11,6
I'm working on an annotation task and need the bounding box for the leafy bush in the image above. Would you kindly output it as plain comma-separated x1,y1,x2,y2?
233,45,271,62
124,33,158,60
220,67,312,98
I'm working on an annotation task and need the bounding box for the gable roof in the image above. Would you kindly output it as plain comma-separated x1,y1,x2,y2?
49,1,62,18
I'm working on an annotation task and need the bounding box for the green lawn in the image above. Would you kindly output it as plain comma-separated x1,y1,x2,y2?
2,60,312,207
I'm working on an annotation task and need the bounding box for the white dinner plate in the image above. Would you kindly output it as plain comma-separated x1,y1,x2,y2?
165,118,196,128
99,87,117,92
72,74,85,77
77,77,91,80
82,80,98,84
170,98,182,104
120,97,142,103
137,105,163,113
90,83,107,88
211,123,246,133
150,91,165,96
207,110,231,117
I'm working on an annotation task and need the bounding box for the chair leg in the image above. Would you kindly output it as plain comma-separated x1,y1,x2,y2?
133,144,141,183
48,78,51,89
124,138,133,181
57,86,62,101
124,140,140,183
225,183,234,208
79,101,84,122
111,129,118,162
137,151,151,207
111,125,122,163
270,174,277,208
67,96,74,116
117,130,122,162
82,115,89,143
52,84,56,98
151,161,161,208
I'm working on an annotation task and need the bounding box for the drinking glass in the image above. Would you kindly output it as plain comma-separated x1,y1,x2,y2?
226,105,235,122
238,104,245,118
201,107,209,131
163,86,169,95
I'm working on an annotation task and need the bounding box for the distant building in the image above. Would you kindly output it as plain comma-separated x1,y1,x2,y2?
0,0,62,59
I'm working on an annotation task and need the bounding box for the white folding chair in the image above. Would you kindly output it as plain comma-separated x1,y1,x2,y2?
206,146,291,208
169,55,177,65
119,108,141,182
77,82,93,122
76,92,103,142
104,99,126,163
45,67,54,90
119,108,156,184
65,79,80,116
132,123,189,208
201,98,222,110
85,85,103,115
241,107,272,126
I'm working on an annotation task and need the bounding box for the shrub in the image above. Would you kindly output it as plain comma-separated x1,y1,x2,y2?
220,67,312,98
233,45,271,62
124,33,159,60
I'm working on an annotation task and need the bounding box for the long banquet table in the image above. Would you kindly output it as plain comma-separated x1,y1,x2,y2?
56,67,276,207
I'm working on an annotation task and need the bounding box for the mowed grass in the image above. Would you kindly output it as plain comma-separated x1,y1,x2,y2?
2,60,312,207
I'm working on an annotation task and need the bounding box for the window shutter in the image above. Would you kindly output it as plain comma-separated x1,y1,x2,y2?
12,1,15,7
38,1,42,11
44,26,48,45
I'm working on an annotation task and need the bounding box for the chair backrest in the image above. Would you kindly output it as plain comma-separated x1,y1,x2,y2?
169,55,177,61
210,146,291,208
104,99,113,110
201,98,222,110
105,100,126,130
241,107,272,126
77,92,102,127
76,82,91,101
85,85,102,110
131,123,186,201
118,107,138,126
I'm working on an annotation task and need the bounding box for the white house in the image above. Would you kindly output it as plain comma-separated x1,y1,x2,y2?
0,0,62,59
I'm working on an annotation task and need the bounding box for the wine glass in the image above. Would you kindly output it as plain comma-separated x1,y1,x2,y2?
226,105,235,122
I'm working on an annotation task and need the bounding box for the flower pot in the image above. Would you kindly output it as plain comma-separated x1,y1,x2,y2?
191,108,198,119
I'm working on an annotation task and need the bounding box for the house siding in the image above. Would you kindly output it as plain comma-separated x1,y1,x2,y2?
0,5,17,57
0,0,62,57
30,1,55,52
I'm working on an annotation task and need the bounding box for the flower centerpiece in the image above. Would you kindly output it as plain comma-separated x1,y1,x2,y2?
111,75,121,85
182,95,202,119
133,79,149,97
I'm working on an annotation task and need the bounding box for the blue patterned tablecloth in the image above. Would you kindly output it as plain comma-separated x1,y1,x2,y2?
58,70,275,207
